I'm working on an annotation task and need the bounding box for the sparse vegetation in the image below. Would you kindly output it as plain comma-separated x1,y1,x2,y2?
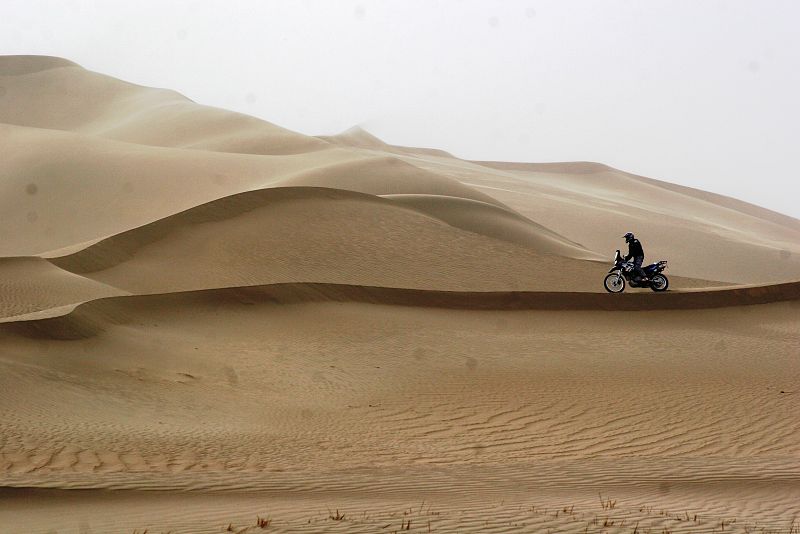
329,508,346,521
125,498,800,533
599,493,617,510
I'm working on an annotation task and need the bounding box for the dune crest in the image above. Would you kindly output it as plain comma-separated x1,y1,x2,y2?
0,55,328,155
277,155,507,205
4,279,800,340
320,125,456,158
0,55,78,76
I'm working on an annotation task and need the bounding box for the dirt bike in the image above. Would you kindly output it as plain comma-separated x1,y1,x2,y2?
603,250,669,293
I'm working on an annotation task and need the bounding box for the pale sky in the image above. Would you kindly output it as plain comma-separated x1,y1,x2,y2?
3,0,799,219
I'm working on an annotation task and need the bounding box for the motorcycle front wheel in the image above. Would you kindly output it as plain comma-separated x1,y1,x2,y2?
604,273,626,293
650,274,669,292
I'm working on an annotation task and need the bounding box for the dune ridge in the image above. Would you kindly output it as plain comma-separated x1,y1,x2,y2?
474,159,800,232
0,55,328,155
319,125,456,158
3,279,798,342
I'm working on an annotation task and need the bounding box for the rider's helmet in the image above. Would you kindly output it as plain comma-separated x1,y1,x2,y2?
623,232,635,243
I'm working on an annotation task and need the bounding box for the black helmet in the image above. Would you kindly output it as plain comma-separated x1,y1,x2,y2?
623,232,634,243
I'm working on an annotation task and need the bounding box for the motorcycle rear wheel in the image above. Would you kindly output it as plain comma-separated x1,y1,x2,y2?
604,273,625,293
650,274,669,292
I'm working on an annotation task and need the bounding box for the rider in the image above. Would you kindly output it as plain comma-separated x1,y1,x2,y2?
623,232,648,283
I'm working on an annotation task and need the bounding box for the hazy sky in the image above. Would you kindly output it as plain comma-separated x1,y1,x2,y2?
4,0,799,218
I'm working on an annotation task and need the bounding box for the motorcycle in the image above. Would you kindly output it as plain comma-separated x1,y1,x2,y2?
603,250,669,293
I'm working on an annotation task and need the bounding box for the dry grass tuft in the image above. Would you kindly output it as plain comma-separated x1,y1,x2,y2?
329,508,346,521
599,493,617,510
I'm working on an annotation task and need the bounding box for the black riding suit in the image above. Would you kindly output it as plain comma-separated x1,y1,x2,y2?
624,239,647,281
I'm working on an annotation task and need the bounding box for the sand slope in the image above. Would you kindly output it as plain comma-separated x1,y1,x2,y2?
384,193,598,258
1,291,798,532
406,156,800,283
2,55,800,533
0,55,327,155
323,127,800,283
0,257,125,321
49,186,608,294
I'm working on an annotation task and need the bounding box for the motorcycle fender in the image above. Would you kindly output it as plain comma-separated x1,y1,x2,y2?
607,267,621,274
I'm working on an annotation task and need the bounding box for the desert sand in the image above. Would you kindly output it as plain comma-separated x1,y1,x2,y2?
1,55,799,533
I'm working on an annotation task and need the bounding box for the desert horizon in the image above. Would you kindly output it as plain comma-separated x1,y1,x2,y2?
1,53,799,533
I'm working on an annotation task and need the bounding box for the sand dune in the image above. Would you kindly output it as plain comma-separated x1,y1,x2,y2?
2,55,799,533
277,154,507,205
327,149,800,284
3,55,799,285
0,256,125,321
384,193,600,259
50,186,606,294
0,122,346,255
320,125,457,158
426,158,800,283
477,160,800,232
0,55,327,155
